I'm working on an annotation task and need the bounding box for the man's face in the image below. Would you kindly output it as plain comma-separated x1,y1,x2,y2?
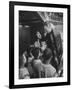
44,23,52,33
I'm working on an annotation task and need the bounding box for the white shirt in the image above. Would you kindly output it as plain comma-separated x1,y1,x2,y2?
43,64,56,77
33,59,56,78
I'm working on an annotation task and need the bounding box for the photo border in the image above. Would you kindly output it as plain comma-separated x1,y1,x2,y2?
9,1,70,89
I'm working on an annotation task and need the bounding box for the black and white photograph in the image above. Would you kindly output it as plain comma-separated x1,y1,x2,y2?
9,1,70,88
19,11,63,79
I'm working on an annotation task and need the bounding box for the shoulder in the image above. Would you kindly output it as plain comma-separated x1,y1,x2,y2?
19,67,30,79
19,67,29,75
44,64,56,73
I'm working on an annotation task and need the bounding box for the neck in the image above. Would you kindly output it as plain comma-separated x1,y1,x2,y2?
45,58,52,65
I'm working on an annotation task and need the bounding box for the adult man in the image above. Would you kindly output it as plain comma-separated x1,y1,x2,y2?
43,22,61,66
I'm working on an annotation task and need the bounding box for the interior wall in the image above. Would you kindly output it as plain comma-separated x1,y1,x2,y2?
19,25,31,55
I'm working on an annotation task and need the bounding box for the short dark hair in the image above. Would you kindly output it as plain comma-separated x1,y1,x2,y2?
43,48,52,61
43,21,48,26
31,48,39,59
44,21,50,26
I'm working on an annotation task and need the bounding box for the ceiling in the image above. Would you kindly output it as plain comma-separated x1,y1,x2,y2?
19,11,43,25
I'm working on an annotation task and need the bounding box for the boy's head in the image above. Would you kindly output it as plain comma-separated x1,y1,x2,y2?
43,48,52,63
31,48,40,59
